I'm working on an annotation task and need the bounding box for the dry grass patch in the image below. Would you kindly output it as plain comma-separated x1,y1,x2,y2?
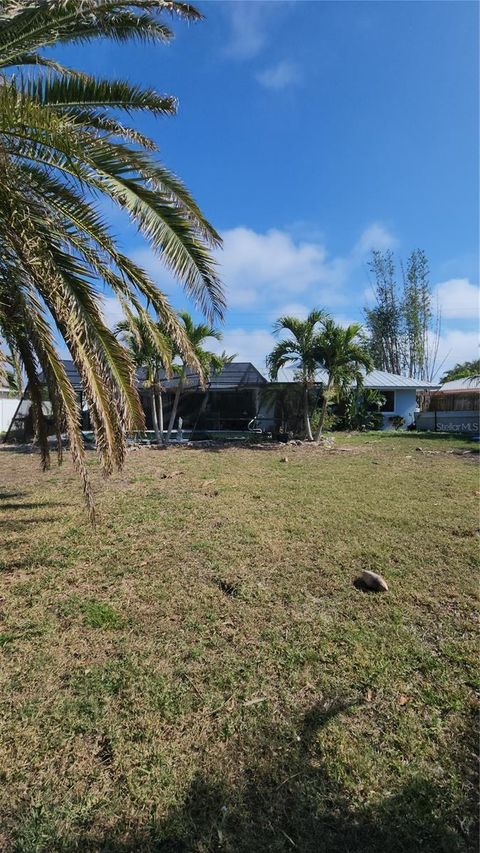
0,433,478,852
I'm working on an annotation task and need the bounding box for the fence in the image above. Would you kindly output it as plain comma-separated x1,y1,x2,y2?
415,411,479,433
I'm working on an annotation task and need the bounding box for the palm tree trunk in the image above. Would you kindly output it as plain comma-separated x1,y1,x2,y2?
314,395,329,442
304,384,313,441
157,389,164,444
315,381,332,442
199,389,209,419
151,388,161,444
166,368,185,444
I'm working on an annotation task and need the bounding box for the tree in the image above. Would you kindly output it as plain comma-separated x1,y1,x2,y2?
116,313,174,445
314,320,373,441
440,359,480,384
0,1,224,517
364,249,440,381
364,250,404,375
217,350,238,365
266,310,327,441
165,313,223,444
402,249,440,381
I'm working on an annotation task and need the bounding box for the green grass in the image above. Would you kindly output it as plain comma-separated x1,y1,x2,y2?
0,432,478,852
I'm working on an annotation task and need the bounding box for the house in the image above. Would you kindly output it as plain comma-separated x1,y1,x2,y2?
341,369,438,430
416,376,480,433
4,359,443,441
4,360,268,442
259,370,438,433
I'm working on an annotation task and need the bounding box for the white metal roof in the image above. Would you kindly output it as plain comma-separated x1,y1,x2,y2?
316,368,438,390
438,377,480,393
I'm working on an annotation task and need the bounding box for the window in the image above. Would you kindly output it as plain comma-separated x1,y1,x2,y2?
379,390,395,413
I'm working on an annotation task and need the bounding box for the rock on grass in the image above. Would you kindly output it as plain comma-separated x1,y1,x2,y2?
361,570,389,592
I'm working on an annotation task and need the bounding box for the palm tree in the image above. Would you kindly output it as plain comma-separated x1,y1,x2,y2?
218,350,238,366
313,320,373,441
0,1,224,517
440,359,480,384
1,349,24,396
165,312,223,444
116,313,174,445
266,310,327,441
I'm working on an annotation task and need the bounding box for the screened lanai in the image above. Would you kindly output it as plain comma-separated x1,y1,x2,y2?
4,360,268,442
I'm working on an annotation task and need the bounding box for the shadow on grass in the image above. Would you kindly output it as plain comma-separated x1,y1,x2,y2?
12,701,477,853
149,442,280,454
0,515,60,531
0,501,71,511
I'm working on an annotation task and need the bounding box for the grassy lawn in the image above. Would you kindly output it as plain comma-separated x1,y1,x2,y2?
0,433,478,852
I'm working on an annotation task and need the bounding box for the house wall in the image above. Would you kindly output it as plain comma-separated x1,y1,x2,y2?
379,388,417,429
0,396,20,433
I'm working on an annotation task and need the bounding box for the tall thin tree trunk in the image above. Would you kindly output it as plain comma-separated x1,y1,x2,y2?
157,389,164,444
198,389,209,422
166,368,185,444
151,388,161,444
153,369,164,445
315,380,332,442
304,384,313,441
314,395,329,442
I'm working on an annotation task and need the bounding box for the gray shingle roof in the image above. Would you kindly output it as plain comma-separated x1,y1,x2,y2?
55,360,267,392
138,361,267,391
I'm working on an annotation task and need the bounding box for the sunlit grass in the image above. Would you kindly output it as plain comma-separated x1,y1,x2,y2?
0,433,478,852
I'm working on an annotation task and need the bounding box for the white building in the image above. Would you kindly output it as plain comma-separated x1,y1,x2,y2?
316,368,437,429
0,382,21,434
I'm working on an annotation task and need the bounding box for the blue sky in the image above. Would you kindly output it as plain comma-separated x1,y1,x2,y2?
57,0,479,376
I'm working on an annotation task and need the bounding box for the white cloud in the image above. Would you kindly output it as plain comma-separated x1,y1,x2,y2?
209,327,273,374
352,222,399,258
218,223,397,312
434,278,479,320
101,295,124,329
332,313,360,328
221,1,273,60
256,60,302,90
268,302,310,321
432,329,480,379
126,222,398,336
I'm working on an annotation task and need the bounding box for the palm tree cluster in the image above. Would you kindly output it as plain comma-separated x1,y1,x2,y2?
0,1,224,516
115,310,225,446
267,311,373,441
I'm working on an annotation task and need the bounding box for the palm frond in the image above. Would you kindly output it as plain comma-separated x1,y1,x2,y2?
26,73,177,115
0,0,222,514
